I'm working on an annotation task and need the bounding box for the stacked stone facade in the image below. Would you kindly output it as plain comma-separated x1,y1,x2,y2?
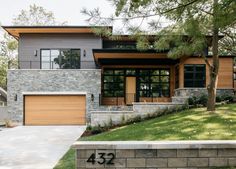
7,69,101,123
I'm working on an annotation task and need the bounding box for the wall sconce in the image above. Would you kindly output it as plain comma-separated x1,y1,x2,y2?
83,49,86,57
34,50,38,57
91,94,94,102
14,94,17,101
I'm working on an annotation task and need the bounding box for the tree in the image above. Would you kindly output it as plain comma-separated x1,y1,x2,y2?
12,4,67,26
82,0,236,111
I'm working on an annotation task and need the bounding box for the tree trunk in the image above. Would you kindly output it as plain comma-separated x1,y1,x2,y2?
207,0,219,111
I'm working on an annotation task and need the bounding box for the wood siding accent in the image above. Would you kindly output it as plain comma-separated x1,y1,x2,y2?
24,95,86,125
126,77,136,105
94,53,168,61
101,97,125,105
179,57,233,88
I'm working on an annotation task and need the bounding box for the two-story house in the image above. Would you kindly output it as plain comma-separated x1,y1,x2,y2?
3,26,235,126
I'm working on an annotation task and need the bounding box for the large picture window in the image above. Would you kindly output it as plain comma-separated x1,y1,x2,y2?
103,69,125,97
138,69,170,97
184,64,206,87
41,49,80,69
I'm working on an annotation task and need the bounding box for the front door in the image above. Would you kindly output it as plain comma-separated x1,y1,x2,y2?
126,76,136,105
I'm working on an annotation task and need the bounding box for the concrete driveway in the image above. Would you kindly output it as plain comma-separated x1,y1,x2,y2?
0,126,86,169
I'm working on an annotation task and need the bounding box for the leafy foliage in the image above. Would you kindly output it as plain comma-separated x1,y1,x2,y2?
12,4,67,26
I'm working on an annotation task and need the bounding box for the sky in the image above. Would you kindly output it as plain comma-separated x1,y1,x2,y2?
0,0,114,25
0,0,114,38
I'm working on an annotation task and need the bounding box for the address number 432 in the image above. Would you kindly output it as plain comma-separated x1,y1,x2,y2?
87,153,115,165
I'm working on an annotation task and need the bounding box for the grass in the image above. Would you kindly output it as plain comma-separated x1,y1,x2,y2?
54,104,236,169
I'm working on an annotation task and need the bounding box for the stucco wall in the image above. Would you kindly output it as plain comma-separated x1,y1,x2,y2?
7,69,101,124
18,33,102,69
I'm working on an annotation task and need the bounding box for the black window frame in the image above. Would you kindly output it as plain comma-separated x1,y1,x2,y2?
40,48,81,69
138,69,170,97
102,69,125,97
184,64,206,88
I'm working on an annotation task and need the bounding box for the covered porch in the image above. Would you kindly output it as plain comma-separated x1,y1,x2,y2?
93,49,179,106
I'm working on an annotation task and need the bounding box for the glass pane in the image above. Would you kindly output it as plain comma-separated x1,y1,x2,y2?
41,50,50,69
151,76,159,82
195,65,205,72
51,50,60,69
60,49,71,69
103,70,113,75
126,69,136,75
161,83,170,90
114,70,124,75
151,70,159,75
114,91,124,97
185,65,194,72
104,83,113,90
104,76,113,82
160,70,169,75
140,76,149,82
71,49,80,69
160,76,170,83
151,83,160,91
185,73,193,79
103,91,113,97
139,70,149,76
113,76,124,82
195,73,205,79
140,83,149,90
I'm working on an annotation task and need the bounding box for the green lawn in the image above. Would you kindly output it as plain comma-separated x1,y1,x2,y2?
54,104,236,169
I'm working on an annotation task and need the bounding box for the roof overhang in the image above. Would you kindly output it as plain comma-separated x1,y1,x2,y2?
93,49,177,65
2,26,113,40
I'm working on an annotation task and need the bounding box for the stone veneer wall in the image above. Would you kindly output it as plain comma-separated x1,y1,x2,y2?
7,69,101,123
73,141,236,169
90,103,185,126
175,88,234,97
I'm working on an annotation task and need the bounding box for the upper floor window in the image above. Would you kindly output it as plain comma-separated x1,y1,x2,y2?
184,64,206,88
41,49,80,69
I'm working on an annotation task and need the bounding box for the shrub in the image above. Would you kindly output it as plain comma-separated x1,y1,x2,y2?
86,125,92,131
221,94,234,103
188,96,198,106
91,125,103,135
198,94,208,106
216,95,222,102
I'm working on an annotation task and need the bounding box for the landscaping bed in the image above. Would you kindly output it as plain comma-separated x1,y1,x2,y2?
54,104,236,169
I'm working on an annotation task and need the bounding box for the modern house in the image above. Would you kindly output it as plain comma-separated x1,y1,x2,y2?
2,26,235,126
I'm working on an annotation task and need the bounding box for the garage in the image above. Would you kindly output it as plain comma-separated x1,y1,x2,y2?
24,95,86,125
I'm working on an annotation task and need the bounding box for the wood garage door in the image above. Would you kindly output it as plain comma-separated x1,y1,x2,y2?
24,95,86,125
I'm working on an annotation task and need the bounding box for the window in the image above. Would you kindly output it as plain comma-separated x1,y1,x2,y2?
41,49,80,69
138,69,170,97
103,69,125,97
184,64,206,87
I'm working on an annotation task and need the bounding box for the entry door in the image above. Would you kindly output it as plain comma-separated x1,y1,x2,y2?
126,77,136,105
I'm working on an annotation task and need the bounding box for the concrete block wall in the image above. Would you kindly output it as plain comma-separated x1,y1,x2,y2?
73,141,236,169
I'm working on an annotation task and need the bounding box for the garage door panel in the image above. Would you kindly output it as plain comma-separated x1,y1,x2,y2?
24,95,86,125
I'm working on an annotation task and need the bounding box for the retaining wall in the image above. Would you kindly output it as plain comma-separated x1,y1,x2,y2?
73,141,236,169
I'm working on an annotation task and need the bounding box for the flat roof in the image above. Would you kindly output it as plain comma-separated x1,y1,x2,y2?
2,26,113,39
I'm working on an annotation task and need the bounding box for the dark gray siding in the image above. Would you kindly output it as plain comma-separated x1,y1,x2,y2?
18,33,102,69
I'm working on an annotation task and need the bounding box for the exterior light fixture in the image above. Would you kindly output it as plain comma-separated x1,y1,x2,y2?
83,49,86,57
14,94,17,101
91,94,94,102
34,50,38,57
